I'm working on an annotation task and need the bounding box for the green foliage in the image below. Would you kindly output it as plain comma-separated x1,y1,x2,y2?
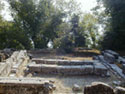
8,0,64,49
98,0,125,50
0,22,32,50
70,14,85,47
79,13,100,49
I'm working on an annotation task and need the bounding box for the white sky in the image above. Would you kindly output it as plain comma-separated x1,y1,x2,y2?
1,0,97,21
77,0,97,12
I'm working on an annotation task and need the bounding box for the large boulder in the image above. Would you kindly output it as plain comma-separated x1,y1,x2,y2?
114,87,125,94
84,82,115,94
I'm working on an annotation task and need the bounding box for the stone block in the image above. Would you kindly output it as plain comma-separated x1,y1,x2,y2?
84,82,115,94
104,53,116,63
115,86,125,94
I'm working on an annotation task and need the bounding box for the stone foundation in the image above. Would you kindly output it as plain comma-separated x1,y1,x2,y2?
32,59,94,65
27,60,108,76
0,77,55,94
0,50,29,77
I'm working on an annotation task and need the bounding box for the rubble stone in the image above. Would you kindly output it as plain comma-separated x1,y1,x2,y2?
72,84,82,92
0,77,55,94
122,64,125,74
84,82,115,94
104,53,116,63
105,50,119,59
115,86,125,94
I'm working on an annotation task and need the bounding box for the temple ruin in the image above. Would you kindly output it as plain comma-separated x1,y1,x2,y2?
0,49,125,94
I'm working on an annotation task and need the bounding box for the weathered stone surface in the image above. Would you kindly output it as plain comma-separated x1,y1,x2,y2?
122,64,125,74
0,50,29,77
0,77,55,94
93,56,98,60
118,57,125,64
72,84,82,92
0,53,6,62
115,86,125,94
94,65,108,76
105,50,119,59
104,53,116,63
32,58,94,65
84,82,115,94
27,62,108,76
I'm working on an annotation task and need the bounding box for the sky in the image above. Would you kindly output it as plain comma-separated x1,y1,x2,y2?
1,0,97,21
77,0,97,12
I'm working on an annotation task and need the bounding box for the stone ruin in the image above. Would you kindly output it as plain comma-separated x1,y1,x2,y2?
0,50,29,77
0,49,124,94
0,78,124,94
97,50,125,79
84,82,125,94
0,77,55,94
26,59,109,76
0,50,56,94
0,49,13,62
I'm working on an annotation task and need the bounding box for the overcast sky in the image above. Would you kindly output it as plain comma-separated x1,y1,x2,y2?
1,0,97,21
77,0,97,12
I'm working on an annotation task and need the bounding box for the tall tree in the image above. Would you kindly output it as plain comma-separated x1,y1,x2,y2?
98,0,125,50
70,14,85,47
80,13,100,48
8,0,64,49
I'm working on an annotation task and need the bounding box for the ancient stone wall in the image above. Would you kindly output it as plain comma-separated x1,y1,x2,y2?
27,60,108,76
32,59,94,65
0,50,29,77
0,77,55,94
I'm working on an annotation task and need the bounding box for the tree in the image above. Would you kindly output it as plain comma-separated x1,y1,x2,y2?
0,21,32,50
98,0,125,50
70,14,85,47
0,1,4,22
80,13,100,49
8,0,64,49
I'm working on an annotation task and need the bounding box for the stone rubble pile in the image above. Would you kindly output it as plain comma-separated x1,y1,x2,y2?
84,82,125,94
99,50,125,75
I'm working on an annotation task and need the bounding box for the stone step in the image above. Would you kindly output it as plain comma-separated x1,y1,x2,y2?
32,58,94,65
27,63,108,76
0,77,55,94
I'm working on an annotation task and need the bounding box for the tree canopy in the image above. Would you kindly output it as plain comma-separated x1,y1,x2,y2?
0,0,124,51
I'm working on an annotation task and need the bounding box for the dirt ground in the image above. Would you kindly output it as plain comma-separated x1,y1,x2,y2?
26,72,120,94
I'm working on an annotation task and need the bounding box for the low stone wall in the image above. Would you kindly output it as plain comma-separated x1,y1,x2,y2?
0,77,55,94
27,61,108,76
32,58,94,65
